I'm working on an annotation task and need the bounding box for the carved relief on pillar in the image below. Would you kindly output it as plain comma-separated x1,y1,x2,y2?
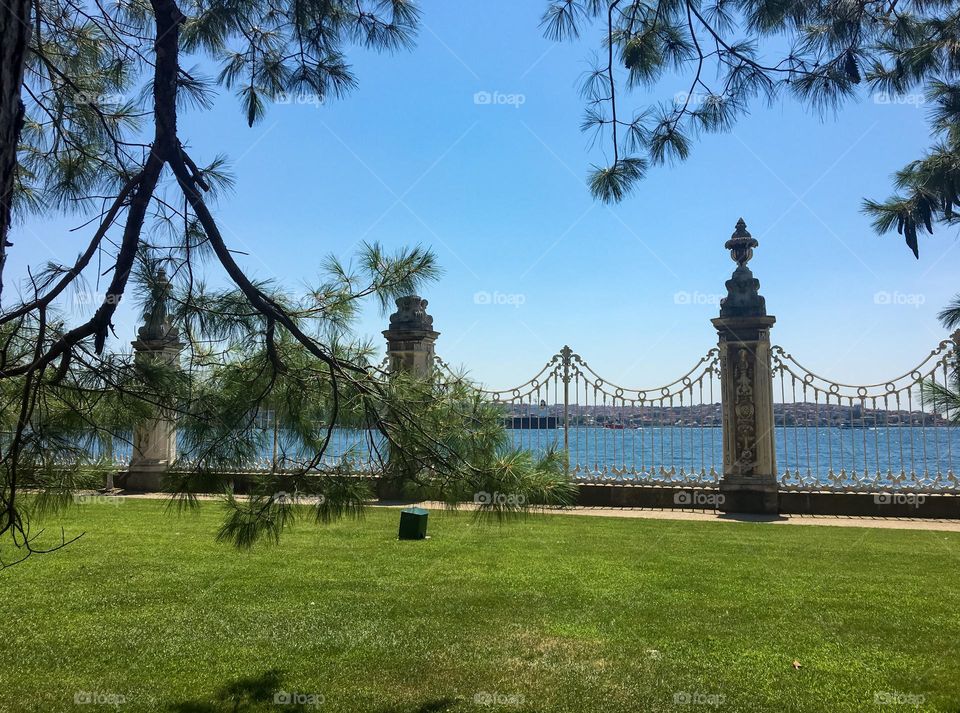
733,348,757,475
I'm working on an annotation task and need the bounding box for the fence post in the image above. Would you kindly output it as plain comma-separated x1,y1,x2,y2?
711,219,779,514
126,269,184,491
561,345,572,475
379,296,439,494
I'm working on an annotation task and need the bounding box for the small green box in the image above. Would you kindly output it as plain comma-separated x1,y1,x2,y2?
398,507,428,540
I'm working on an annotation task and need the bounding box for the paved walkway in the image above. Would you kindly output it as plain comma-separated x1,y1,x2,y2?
373,500,960,532
113,492,960,533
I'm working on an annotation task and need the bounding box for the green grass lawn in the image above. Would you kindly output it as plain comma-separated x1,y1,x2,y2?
2,500,959,712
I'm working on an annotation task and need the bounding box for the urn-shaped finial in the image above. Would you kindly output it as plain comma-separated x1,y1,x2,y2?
724,218,759,268
136,267,180,343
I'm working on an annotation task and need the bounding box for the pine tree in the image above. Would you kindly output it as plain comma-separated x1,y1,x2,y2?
923,295,960,422
0,0,575,563
543,0,960,257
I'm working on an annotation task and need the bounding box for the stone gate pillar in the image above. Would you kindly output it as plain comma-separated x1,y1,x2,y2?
379,296,439,495
711,219,778,514
126,269,183,491
382,296,439,377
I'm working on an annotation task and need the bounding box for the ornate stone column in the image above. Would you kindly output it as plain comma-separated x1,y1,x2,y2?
382,296,439,377
378,296,439,498
711,219,779,514
126,270,184,491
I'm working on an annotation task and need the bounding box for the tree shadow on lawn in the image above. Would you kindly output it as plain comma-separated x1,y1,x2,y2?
375,700,461,713
716,513,788,523
168,669,460,712
169,669,307,712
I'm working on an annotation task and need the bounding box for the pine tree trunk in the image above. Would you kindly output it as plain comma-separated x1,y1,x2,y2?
0,0,31,305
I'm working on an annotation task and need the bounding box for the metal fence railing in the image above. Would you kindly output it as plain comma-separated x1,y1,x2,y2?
34,336,960,494
437,346,724,485
439,337,960,492
771,337,959,492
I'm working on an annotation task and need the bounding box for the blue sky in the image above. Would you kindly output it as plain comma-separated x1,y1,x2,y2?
10,0,957,388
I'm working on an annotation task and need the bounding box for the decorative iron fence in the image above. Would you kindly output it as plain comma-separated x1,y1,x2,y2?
144,336,959,493
771,336,959,492
102,225,960,506
437,347,724,485
437,336,960,493
75,333,957,494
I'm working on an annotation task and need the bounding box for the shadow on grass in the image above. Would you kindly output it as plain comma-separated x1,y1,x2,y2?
169,669,310,712
716,513,789,523
169,671,461,713
376,699,459,713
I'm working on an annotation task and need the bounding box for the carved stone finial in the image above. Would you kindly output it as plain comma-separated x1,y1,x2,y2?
136,268,180,344
724,217,759,268
719,218,766,318
388,295,434,331
382,295,439,378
